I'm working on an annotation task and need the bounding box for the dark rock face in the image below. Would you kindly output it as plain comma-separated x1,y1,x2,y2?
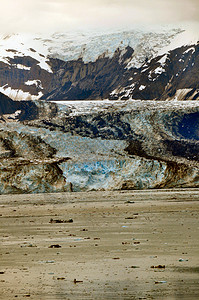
0,56,53,100
0,92,39,121
109,44,199,101
0,47,134,101
42,47,134,100
41,43,199,101
0,92,19,115
0,42,198,101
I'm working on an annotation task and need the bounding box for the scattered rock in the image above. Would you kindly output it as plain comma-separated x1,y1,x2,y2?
179,258,189,262
151,265,165,269
74,279,83,284
50,218,73,223
49,244,62,248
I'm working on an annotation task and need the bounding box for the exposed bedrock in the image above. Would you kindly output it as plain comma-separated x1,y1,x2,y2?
0,43,198,101
109,44,199,101
41,43,199,101
0,99,198,193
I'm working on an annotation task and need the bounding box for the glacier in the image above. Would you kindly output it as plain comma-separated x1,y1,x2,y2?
0,99,198,194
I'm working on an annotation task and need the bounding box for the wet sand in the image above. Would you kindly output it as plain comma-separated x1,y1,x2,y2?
0,189,199,299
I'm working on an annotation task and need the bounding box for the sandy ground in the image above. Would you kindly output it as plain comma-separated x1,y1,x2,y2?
0,189,199,300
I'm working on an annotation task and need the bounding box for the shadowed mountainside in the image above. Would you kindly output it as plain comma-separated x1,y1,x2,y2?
41,44,199,101
0,92,20,115
109,44,199,101
0,42,198,101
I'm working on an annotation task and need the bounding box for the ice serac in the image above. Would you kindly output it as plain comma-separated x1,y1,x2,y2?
0,99,198,193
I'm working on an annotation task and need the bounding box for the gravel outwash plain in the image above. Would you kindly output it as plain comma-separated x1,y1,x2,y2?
0,189,199,299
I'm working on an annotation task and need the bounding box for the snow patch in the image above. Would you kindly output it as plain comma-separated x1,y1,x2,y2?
15,64,31,70
157,28,198,57
158,54,167,66
183,47,196,54
25,80,43,89
154,66,165,75
139,85,146,91
141,67,149,73
2,110,22,121
0,86,43,101
0,26,198,72
110,89,118,96
14,110,22,117
0,34,52,73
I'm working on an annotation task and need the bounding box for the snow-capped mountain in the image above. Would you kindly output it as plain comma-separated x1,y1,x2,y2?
0,26,198,101
110,43,199,101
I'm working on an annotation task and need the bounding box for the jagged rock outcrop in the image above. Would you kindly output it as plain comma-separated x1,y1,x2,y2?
0,99,198,193
109,43,199,101
0,28,183,101
0,57,53,100
0,31,198,101
41,47,134,100
41,44,199,101
0,92,20,115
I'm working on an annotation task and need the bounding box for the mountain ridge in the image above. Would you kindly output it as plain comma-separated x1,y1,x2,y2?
0,27,198,101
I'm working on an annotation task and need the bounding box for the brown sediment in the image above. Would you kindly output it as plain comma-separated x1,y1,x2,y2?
0,189,199,299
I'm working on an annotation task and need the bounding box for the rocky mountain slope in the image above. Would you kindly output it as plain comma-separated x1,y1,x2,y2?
41,46,134,100
110,43,199,101
0,97,198,193
42,43,199,100
0,27,198,101
0,92,19,115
